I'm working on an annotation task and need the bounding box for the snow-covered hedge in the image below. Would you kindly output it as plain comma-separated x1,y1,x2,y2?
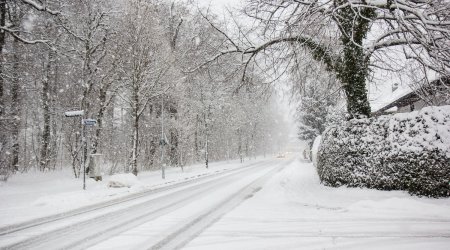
317,105,450,197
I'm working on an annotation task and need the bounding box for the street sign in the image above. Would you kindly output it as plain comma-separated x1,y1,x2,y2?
64,110,84,117
82,119,97,126
64,110,89,190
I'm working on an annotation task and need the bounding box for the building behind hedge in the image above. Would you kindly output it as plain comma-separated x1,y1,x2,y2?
372,77,450,116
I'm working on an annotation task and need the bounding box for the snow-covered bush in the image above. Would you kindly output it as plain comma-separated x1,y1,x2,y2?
317,105,450,197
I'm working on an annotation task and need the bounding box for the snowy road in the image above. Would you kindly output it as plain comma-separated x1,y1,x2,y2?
0,158,292,250
1,156,449,250
184,158,450,250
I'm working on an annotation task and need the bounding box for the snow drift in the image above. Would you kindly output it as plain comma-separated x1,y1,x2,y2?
108,173,142,188
317,105,450,197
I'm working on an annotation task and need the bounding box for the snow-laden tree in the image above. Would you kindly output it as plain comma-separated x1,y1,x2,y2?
193,0,450,118
118,0,174,175
0,0,292,180
0,0,60,178
290,60,342,146
43,0,121,177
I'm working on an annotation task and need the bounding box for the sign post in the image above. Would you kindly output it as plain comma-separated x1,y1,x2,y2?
81,122,86,190
65,110,85,189
64,110,97,190
81,118,96,190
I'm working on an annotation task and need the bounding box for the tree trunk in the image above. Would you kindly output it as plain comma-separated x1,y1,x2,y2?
194,114,199,162
169,128,178,166
340,43,371,118
11,38,20,172
91,88,107,155
168,102,178,167
336,2,374,118
50,63,59,170
130,87,139,176
130,122,138,176
0,0,7,175
39,51,53,171
0,0,5,119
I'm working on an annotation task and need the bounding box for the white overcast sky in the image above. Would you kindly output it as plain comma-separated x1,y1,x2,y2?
196,0,244,12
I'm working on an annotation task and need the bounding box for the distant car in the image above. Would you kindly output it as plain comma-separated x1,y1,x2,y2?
276,153,285,158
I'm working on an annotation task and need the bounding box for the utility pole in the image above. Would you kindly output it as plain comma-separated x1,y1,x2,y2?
204,113,208,169
161,95,165,179
81,121,86,190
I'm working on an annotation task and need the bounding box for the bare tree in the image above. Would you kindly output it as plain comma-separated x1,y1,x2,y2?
191,0,450,118
119,0,172,175
0,0,59,177
0,0,293,180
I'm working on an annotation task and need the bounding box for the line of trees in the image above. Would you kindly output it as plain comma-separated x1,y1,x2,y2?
0,0,289,180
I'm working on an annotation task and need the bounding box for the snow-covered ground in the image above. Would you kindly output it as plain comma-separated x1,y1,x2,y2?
0,158,261,227
1,156,449,249
185,158,450,250
0,157,286,249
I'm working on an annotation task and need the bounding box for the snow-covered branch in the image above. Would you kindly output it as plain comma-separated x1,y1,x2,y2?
0,26,51,45
187,35,337,74
21,0,60,15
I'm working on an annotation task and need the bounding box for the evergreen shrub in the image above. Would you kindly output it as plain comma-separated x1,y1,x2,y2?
317,105,450,197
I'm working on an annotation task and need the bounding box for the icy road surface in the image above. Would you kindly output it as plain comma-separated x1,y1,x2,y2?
1,157,449,249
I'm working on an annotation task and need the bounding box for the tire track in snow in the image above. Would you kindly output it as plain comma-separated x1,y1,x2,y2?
0,159,269,237
147,158,294,250
0,159,279,250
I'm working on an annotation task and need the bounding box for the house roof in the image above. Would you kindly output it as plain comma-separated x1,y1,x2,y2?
371,86,414,113
372,90,420,115
371,77,449,115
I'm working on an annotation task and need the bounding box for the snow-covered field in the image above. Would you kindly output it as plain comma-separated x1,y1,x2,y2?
0,158,261,227
185,158,450,250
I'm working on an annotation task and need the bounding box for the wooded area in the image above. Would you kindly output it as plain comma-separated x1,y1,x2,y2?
1,0,449,180
0,0,289,180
